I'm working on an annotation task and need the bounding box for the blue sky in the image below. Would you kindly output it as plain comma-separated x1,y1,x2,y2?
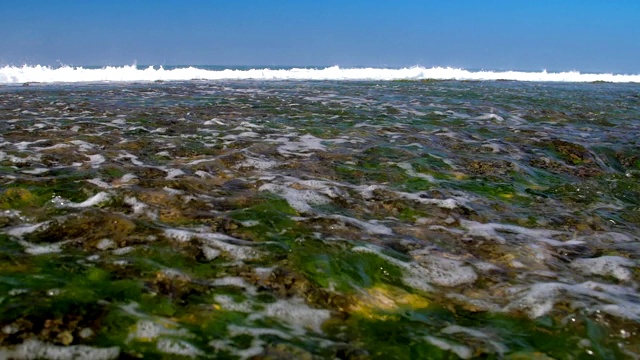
1,0,638,73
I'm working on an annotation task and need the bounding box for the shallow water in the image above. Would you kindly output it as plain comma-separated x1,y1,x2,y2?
0,80,639,359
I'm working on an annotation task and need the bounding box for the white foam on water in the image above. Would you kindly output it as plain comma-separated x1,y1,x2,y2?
160,268,190,281
0,153,41,164
441,325,508,355
194,170,214,178
96,238,116,250
209,339,265,360
239,157,280,170
212,276,256,294
164,168,185,179
257,298,331,335
352,184,386,200
163,228,194,242
0,339,120,360
14,140,47,150
504,281,640,320
221,133,256,141
570,256,636,282
21,168,50,175
328,214,393,235
129,320,164,340
353,245,476,290
198,233,259,261
204,118,226,126
18,239,72,255
2,324,20,334
425,336,473,359
397,191,460,209
156,339,203,358
126,125,151,133
287,178,348,199
275,134,326,156
481,142,502,153
1,210,27,222
87,254,101,261
119,173,139,184
474,113,505,122
163,187,183,195
151,127,168,134
186,157,217,166
458,220,576,246
86,178,112,189
258,183,330,213
112,246,135,255
77,328,94,339
239,220,260,227
3,65,639,84
5,222,50,238
124,196,157,219
65,192,111,208
163,228,258,260
227,324,292,340
578,232,635,244
396,162,436,182
68,140,96,152
410,253,478,287
116,151,146,166
85,154,105,167
215,295,330,336
111,118,127,125
214,294,254,313
201,245,221,260
128,319,190,342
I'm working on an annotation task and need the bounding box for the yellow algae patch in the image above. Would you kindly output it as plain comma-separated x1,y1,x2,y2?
349,285,429,319
0,188,38,209
506,352,555,360
453,172,468,180
0,262,30,274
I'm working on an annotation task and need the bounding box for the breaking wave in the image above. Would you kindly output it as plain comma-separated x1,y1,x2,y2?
1,65,639,84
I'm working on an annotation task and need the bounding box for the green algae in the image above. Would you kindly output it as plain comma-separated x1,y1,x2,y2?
229,196,300,241
324,306,631,360
293,240,403,293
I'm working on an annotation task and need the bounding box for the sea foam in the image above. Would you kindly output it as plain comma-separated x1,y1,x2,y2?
1,65,639,84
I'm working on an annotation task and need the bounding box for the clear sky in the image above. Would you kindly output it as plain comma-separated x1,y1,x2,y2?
1,0,638,73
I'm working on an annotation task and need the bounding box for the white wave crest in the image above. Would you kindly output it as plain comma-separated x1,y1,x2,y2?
1,65,639,84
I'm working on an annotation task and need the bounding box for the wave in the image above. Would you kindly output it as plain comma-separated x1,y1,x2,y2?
1,65,639,84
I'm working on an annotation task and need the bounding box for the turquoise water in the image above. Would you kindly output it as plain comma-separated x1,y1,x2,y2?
0,80,639,359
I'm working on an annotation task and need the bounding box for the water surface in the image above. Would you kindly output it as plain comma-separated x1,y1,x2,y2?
1,80,639,359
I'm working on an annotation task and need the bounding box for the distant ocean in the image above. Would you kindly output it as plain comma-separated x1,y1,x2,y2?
1,65,639,359
1,64,639,84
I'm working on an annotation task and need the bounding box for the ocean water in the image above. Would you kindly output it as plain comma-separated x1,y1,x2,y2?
0,69,639,359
